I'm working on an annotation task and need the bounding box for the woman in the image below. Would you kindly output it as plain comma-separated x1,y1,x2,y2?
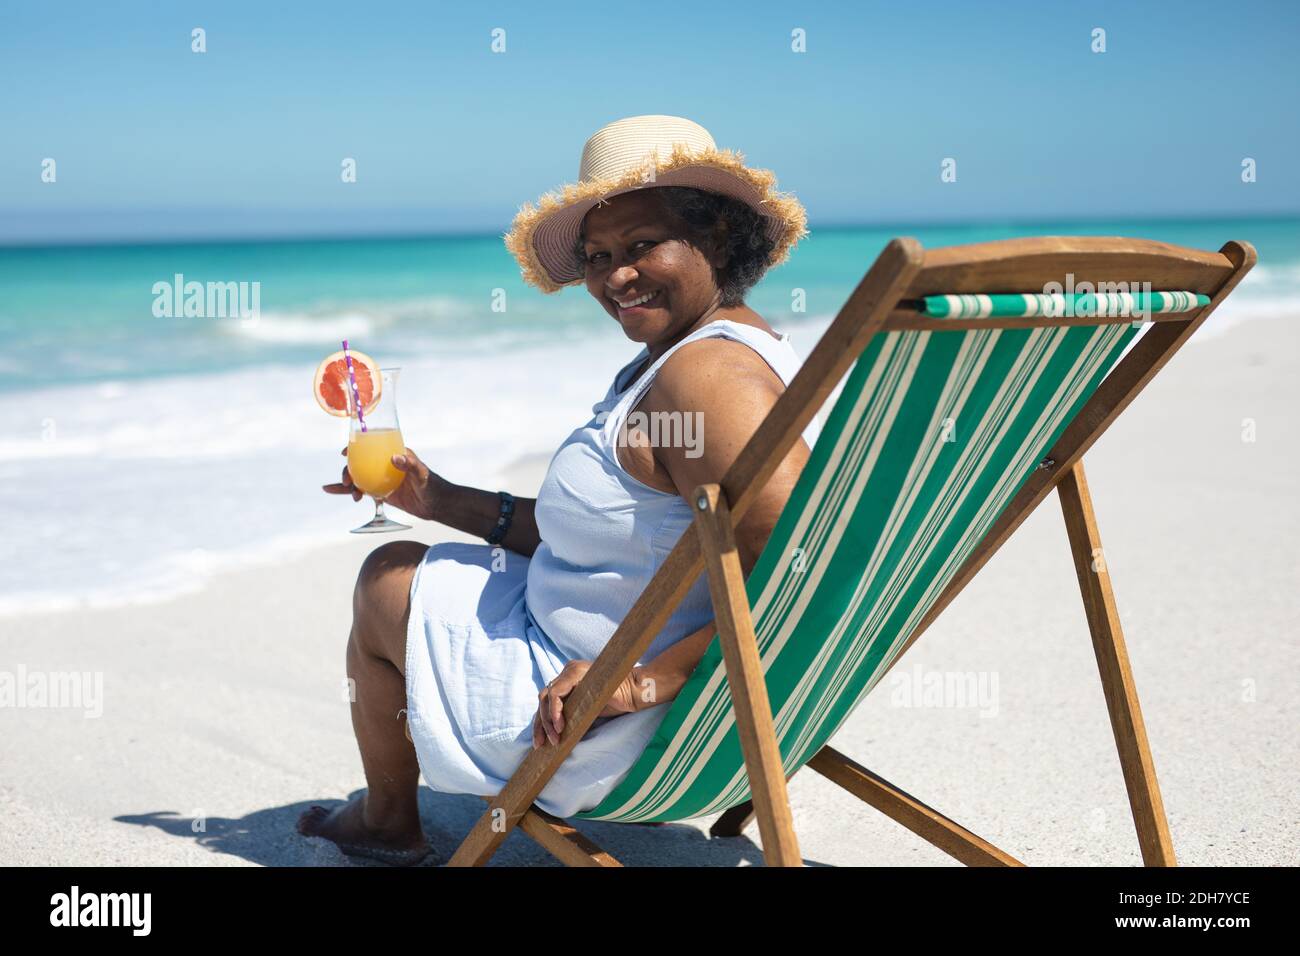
298,115,818,864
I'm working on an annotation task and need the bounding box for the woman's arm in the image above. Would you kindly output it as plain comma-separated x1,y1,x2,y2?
326,447,544,557
533,618,714,747
627,339,809,706
533,338,810,746
626,618,716,708
426,476,543,558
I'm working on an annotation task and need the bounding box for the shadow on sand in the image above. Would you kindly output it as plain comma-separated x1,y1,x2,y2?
116,786,825,866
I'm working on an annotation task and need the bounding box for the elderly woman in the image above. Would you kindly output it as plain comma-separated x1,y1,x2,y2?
299,115,819,864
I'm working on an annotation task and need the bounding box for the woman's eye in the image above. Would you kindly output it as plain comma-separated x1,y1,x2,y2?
584,241,653,264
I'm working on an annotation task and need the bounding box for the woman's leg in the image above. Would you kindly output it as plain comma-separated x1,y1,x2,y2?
297,540,431,863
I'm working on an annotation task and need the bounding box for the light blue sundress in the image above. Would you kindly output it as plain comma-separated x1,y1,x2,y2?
403,319,821,818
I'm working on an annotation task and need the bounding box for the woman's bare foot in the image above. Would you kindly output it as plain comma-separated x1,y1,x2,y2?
297,795,431,866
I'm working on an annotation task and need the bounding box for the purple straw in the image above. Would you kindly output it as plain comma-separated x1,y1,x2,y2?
341,339,367,432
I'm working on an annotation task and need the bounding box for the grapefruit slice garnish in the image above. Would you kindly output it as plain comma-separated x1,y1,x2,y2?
314,349,381,418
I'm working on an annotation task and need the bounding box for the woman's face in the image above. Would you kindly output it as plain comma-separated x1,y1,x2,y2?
579,190,725,346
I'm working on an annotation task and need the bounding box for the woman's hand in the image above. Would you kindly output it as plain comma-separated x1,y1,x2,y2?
322,446,443,522
532,661,639,748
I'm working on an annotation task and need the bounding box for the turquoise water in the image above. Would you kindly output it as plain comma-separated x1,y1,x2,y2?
2,217,1296,392
1,216,1294,614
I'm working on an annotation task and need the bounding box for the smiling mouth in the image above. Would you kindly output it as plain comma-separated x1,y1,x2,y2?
612,289,662,311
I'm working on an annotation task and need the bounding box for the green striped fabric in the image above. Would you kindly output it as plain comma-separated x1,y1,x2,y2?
922,291,1208,319
575,321,1139,823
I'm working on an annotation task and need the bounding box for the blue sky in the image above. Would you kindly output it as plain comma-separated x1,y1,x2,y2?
2,0,1297,243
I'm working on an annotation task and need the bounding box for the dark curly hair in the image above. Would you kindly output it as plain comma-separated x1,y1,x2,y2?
573,186,775,307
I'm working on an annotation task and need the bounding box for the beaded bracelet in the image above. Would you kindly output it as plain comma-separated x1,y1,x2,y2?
484,491,515,546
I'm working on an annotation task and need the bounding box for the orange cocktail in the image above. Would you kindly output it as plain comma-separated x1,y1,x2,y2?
347,427,406,499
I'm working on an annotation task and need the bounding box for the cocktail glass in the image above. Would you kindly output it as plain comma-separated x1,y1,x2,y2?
346,367,412,533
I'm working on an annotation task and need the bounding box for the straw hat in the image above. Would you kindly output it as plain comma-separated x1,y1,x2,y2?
504,115,808,293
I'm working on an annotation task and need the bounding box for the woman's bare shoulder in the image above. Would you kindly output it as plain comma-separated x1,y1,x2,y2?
645,334,784,414
724,306,783,341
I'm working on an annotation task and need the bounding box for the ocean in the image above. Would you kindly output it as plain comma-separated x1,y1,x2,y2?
3,217,1297,615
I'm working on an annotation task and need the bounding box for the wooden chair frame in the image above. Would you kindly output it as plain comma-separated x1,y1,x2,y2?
446,236,1256,867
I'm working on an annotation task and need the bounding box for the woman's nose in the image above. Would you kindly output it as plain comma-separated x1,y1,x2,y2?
607,264,638,289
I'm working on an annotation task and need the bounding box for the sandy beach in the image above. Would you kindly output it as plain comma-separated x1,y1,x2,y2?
2,312,1297,868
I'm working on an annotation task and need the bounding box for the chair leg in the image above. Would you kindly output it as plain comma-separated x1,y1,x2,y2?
515,804,623,867
693,484,803,867
807,746,1024,866
710,770,797,838
1057,460,1177,866
710,801,757,838
713,755,1024,865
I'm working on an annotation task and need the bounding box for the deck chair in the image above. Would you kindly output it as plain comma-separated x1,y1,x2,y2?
447,236,1255,867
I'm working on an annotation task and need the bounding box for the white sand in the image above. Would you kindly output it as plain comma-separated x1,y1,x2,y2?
2,316,1297,867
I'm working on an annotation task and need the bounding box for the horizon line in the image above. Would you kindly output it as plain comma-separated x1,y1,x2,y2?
1,209,1297,252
